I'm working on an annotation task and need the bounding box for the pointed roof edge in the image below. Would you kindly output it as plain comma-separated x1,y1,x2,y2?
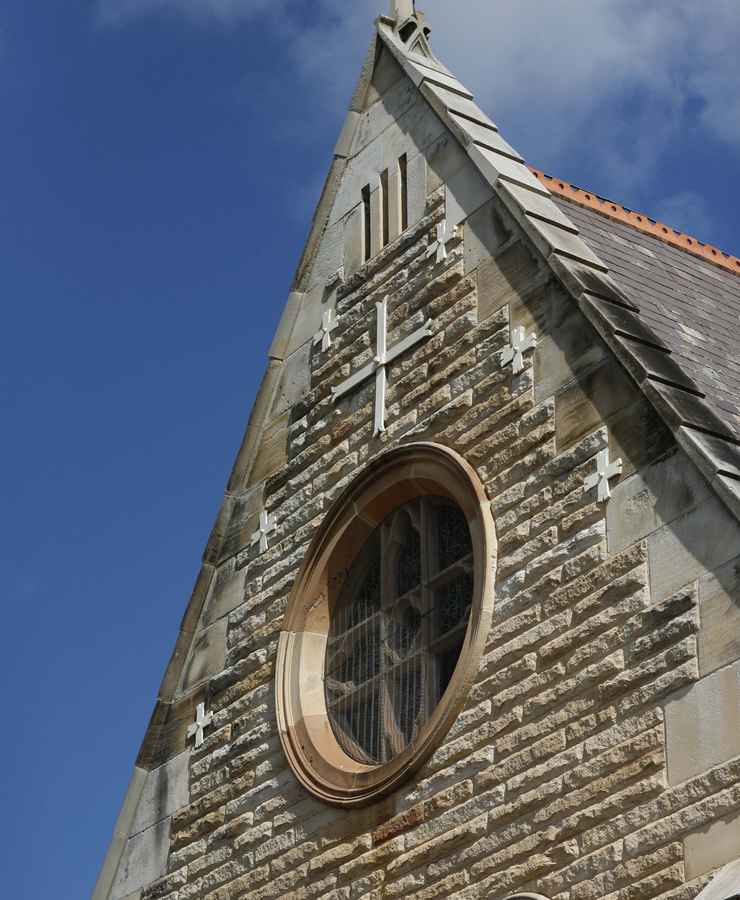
288,32,379,295
92,32,386,900
372,16,740,526
94,16,740,898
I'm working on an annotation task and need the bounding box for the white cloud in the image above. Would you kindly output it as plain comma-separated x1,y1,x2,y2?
97,0,740,208
423,0,740,192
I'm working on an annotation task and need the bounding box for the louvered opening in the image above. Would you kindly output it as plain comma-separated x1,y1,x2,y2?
399,20,418,44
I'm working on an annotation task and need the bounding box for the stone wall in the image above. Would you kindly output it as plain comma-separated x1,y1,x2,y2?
133,164,740,900
100,39,740,900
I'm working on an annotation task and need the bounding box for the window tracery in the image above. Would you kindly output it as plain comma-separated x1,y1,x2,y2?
275,442,496,806
325,497,474,764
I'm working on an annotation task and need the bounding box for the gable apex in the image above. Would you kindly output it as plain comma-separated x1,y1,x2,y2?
285,8,740,528
94,10,740,899
370,17,740,527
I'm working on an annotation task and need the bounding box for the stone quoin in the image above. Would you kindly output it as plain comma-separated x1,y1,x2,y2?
95,4,740,900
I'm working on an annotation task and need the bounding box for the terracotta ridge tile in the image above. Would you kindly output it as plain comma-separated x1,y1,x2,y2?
530,168,740,278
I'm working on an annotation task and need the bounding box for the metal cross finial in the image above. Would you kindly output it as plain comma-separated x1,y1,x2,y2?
187,702,213,749
426,220,458,265
251,510,276,554
314,308,338,353
502,325,537,375
584,448,624,503
333,298,432,436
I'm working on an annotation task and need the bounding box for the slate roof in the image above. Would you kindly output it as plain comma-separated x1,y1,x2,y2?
547,188,740,438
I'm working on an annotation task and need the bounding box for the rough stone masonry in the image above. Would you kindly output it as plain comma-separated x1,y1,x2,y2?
94,8,740,900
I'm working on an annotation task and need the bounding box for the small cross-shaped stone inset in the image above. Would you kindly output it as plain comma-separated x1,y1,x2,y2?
314,308,338,353
502,325,537,375
251,510,276,554
327,266,345,288
584,448,624,503
426,220,458,264
332,297,432,436
187,702,213,750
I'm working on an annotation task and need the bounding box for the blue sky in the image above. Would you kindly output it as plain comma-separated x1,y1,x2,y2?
2,2,739,897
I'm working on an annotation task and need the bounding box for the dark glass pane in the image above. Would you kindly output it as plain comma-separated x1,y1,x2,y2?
347,549,381,630
341,622,382,686
387,661,424,751
325,615,382,699
386,600,422,662
438,640,464,696
397,524,421,596
325,497,474,766
435,571,474,637
436,504,472,571
332,685,381,764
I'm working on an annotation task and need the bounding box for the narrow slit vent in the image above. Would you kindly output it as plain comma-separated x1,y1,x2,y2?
399,21,417,44
380,169,390,248
362,184,371,263
399,154,408,233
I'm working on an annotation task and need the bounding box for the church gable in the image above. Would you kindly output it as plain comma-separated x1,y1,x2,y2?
95,7,740,900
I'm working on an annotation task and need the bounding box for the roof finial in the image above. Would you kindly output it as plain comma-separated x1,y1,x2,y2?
390,0,415,21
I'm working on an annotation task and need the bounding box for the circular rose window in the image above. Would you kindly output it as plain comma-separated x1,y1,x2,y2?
325,497,474,764
275,443,495,806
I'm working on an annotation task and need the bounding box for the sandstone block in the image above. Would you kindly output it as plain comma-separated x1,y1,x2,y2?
515,282,609,405
685,813,740,880
699,554,740,676
665,659,740,786
179,617,228,694
344,204,364,279
286,283,330,357
695,858,740,900
386,813,488,877
309,836,372,874
271,344,312,420
425,131,468,197
338,837,405,877
607,449,710,556
477,241,537,323
350,53,410,158
132,752,190,837
202,563,248,627
445,156,494,229
648,495,740,602
112,819,171,900
464,198,509,274
554,358,635,453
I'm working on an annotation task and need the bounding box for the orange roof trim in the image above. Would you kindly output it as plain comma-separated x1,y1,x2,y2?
531,168,740,277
